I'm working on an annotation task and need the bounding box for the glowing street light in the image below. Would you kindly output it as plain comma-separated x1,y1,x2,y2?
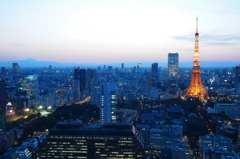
25,108,29,112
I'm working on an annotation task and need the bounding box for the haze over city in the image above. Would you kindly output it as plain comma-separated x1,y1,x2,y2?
0,0,239,64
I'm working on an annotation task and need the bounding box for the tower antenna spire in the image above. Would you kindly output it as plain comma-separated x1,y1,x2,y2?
196,17,198,33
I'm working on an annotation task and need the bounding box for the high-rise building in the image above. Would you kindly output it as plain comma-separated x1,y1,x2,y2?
0,131,6,154
107,66,112,71
137,63,142,69
73,68,87,102
100,83,117,124
235,65,240,85
121,63,124,69
90,78,103,106
87,69,97,91
73,80,80,102
38,122,145,159
0,79,7,131
183,18,209,101
12,63,19,74
151,63,158,76
0,79,7,154
168,53,179,76
137,63,142,72
74,68,87,92
146,76,153,90
49,65,52,72
17,75,39,107
1,67,8,75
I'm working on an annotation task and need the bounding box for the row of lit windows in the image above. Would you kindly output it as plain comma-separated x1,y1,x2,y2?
48,150,87,153
50,136,123,140
47,142,72,145
119,137,133,140
118,140,133,143
95,143,105,145
45,156,87,159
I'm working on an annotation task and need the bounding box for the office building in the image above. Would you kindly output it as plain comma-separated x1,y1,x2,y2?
74,68,87,92
149,125,182,158
214,103,240,116
17,75,39,107
1,67,8,76
89,78,103,106
151,63,158,76
199,134,232,158
0,79,7,131
137,63,142,71
73,80,80,102
16,146,32,159
137,63,142,69
146,76,153,90
0,131,7,154
12,63,19,74
73,68,87,101
100,83,117,124
161,141,190,159
108,66,112,71
235,65,240,85
38,122,145,159
87,69,96,90
121,63,124,69
168,53,179,76
171,142,190,159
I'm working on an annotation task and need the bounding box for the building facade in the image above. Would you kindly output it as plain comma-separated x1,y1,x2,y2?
38,122,145,159
12,63,19,74
149,125,183,158
100,83,117,124
214,103,240,116
199,134,232,158
168,53,179,77
151,63,158,76
235,65,240,85
0,79,7,131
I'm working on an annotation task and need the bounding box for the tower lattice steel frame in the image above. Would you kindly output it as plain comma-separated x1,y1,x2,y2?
183,18,209,101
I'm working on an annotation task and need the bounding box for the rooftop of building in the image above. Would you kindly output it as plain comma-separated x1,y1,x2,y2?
49,122,135,137
168,105,183,113
199,134,231,141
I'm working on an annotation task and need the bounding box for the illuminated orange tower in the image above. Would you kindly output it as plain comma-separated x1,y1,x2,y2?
183,18,209,101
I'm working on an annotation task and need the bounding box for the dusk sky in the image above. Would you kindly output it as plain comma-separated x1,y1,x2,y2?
0,0,239,64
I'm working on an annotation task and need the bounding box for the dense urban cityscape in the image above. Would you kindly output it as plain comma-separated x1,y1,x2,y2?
0,51,240,159
0,1,240,158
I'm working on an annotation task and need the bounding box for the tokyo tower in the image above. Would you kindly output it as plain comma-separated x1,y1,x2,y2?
183,18,209,101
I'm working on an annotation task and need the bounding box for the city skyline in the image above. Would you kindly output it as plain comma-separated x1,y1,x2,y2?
0,0,239,64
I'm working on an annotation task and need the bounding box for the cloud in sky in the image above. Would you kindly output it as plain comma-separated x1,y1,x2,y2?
0,0,239,64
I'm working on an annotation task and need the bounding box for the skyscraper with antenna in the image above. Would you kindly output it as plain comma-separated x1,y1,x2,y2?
183,18,209,101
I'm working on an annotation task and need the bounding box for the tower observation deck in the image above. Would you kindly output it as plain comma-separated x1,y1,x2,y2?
183,18,209,101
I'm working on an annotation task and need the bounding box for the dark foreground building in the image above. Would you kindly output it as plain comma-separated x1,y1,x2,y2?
38,121,145,159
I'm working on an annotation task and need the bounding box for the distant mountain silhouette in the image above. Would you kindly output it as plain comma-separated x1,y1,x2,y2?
0,58,97,68
0,58,238,68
